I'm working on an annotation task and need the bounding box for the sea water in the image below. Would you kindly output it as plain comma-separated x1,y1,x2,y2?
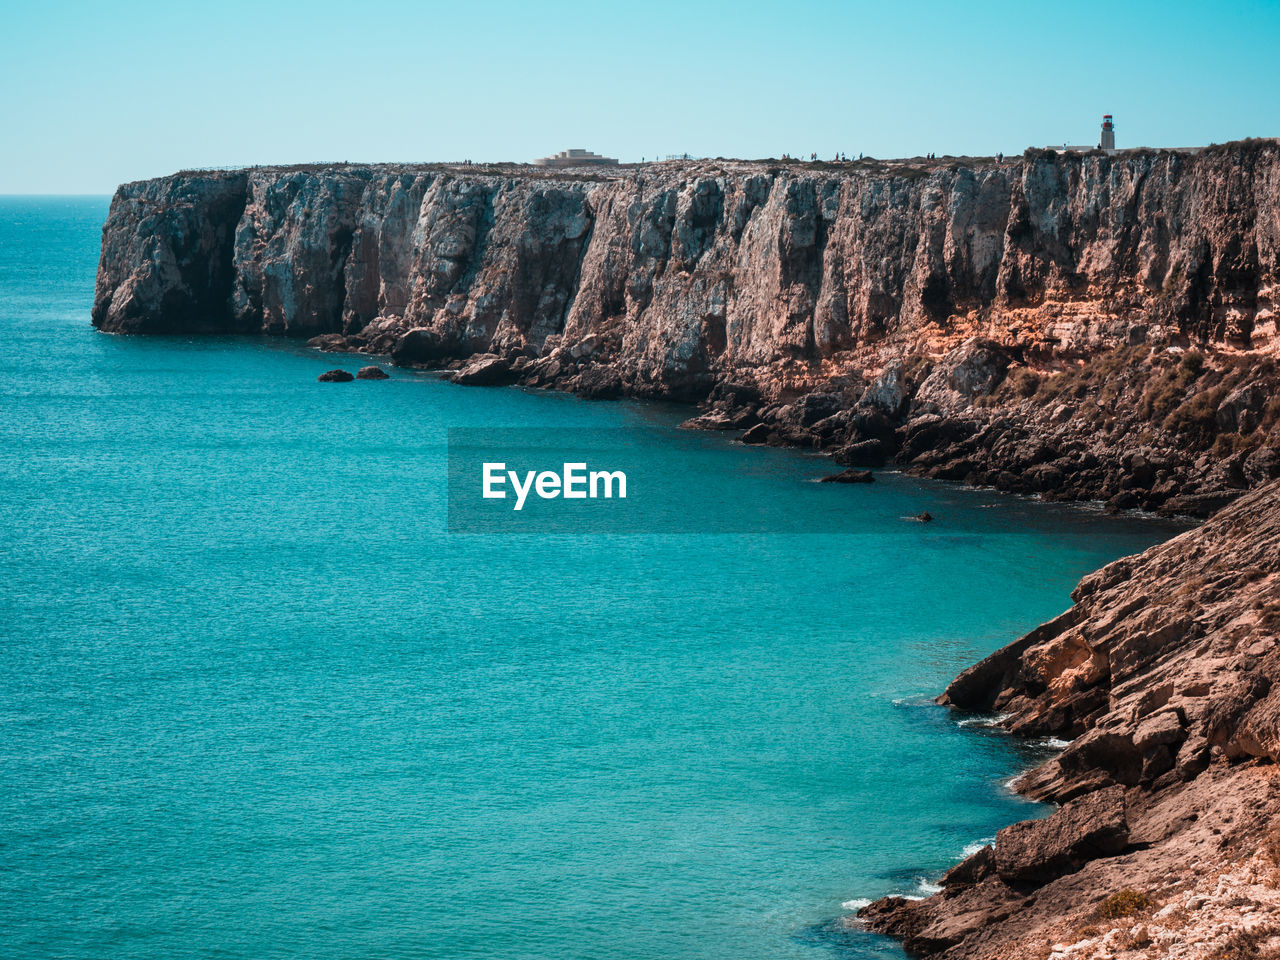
0,197,1185,960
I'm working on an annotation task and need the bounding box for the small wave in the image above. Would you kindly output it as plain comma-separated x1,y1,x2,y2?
1035,736,1071,750
841,898,871,911
1001,773,1024,793
876,877,943,902
891,694,936,707
961,838,995,859
956,712,1012,728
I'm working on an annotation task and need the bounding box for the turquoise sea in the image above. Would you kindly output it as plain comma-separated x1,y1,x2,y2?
0,197,1184,960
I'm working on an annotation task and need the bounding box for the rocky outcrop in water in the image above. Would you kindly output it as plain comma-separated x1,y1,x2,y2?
93,145,1280,513
860,479,1280,959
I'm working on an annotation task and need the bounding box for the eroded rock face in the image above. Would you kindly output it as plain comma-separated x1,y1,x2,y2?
993,785,1129,884
93,147,1280,512
92,173,248,334
450,354,514,386
861,481,1280,958
943,481,1280,789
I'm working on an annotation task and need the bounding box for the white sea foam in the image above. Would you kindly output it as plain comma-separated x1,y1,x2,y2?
890,877,945,902
841,898,872,911
960,838,995,859
891,694,935,707
1037,736,1071,750
956,712,1012,728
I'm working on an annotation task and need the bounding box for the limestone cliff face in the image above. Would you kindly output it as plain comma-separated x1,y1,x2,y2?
93,173,248,334
93,145,1280,513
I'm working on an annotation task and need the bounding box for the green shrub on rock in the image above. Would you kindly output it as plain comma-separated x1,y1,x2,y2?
1096,889,1154,920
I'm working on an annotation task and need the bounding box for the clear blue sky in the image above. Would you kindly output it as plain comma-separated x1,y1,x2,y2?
3,0,1279,193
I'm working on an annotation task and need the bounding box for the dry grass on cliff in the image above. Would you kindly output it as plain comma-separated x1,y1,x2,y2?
1165,386,1231,444
1261,823,1280,879
1032,345,1152,403
1140,350,1205,421
1161,353,1280,451
1026,347,1280,455
986,365,1040,402
1213,925,1280,960
1013,344,1154,429
1264,397,1280,432
1097,889,1157,920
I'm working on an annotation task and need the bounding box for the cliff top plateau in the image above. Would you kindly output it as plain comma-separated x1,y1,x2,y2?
157,138,1280,185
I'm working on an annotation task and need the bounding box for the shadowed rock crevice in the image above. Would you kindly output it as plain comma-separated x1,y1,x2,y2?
93,172,249,333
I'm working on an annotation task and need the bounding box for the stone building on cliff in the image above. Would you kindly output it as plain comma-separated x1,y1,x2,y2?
532,148,618,168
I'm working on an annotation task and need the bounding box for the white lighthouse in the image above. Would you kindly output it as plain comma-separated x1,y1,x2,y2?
1100,115,1116,153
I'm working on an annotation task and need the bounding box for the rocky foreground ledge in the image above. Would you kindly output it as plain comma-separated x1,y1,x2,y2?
861,479,1280,959
92,145,1280,516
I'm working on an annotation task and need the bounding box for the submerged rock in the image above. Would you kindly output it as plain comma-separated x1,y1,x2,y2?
317,369,354,382
308,333,360,353
818,468,875,484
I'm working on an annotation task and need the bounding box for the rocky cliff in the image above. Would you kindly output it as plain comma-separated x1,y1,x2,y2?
859,479,1280,959
92,149,1280,956
93,145,1280,514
